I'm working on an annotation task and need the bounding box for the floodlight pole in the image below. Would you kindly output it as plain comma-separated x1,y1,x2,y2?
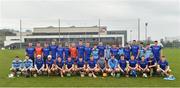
58,19,61,43
145,22,148,41
130,30,132,42
138,18,140,41
98,19,101,42
19,19,22,49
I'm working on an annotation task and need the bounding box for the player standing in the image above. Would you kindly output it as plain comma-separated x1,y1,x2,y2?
42,43,50,64
110,44,118,60
26,42,35,66
138,42,145,61
35,42,43,57
131,40,139,60
124,44,131,60
91,44,99,62
84,42,92,62
117,44,124,60
151,41,162,62
64,43,70,60
56,44,64,60
145,43,153,59
70,43,78,63
77,40,85,60
97,42,106,57
50,41,58,60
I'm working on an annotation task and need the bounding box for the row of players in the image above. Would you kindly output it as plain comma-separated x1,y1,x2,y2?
10,53,171,78
25,40,162,66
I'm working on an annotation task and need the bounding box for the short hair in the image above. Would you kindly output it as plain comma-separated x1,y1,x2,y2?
154,41,158,43
162,56,165,58
15,56,19,58
146,43,150,45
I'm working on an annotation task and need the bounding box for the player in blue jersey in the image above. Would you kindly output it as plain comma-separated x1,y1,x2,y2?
137,56,149,78
128,55,138,77
84,42,92,62
44,55,55,76
138,42,145,61
32,55,45,77
97,42,106,57
75,57,86,77
146,54,157,77
22,55,33,77
118,54,129,77
157,56,171,77
54,56,65,77
64,43,70,60
117,44,124,60
107,55,120,77
50,41,58,60
10,56,23,77
124,44,131,60
110,44,118,59
56,44,64,60
26,42,35,66
145,43,153,59
131,40,139,59
87,56,99,78
151,41,162,62
65,57,74,76
91,44,99,61
42,43,50,64
77,40,85,59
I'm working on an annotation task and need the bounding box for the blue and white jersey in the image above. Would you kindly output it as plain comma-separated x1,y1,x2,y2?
105,47,111,60
139,47,145,58
23,59,33,69
145,47,153,59
12,59,22,69
91,48,99,60
118,48,124,56
108,59,118,69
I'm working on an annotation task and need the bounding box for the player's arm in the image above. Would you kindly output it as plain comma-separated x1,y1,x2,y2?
135,64,138,70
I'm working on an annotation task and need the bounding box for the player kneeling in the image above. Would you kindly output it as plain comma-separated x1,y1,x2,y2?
128,55,138,77
157,56,171,77
118,54,129,77
31,55,45,77
107,55,120,77
147,55,157,77
138,56,149,78
65,57,74,77
9,56,22,78
22,55,33,78
44,55,55,76
97,56,108,77
54,56,65,77
86,56,99,78
75,57,86,77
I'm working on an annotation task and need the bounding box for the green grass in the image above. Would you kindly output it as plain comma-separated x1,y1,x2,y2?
0,48,180,87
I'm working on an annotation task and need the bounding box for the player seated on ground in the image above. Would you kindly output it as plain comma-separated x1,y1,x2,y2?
22,55,33,78
31,55,45,77
137,56,149,78
65,57,74,77
9,56,22,77
107,55,120,77
44,55,55,76
128,55,138,77
97,55,108,77
118,54,129,77
157,56,171,77
86,56,99,78
54,56,65,77
75,57,86,77
146,54,157,77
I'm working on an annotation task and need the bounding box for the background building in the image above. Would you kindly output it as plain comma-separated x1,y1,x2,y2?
4,26,127,48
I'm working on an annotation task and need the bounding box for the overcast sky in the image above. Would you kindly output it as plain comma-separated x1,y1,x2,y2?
0,0,180,41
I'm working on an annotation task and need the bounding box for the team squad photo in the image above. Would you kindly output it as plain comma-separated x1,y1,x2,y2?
9,40,174,80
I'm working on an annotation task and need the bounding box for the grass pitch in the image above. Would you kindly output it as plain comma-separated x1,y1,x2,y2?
0,48,179,87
